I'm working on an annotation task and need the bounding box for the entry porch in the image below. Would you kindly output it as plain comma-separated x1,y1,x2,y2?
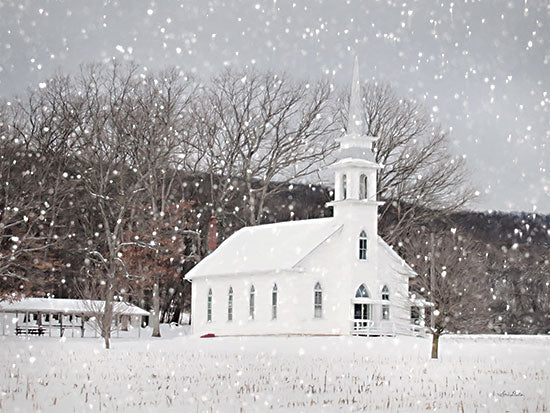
350,298,429,337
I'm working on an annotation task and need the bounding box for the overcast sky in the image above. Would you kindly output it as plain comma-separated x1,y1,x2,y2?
1,0,548,213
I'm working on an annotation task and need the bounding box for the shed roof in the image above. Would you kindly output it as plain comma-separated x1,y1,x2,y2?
0,298,150,316
186,218,343,279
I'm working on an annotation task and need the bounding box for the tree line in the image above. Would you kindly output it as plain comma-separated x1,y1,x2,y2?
2,61,533,348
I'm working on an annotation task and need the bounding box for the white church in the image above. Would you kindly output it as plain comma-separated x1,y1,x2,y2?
186,59,424,337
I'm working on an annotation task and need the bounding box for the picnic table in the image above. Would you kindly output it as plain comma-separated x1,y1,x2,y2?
15,326,46,336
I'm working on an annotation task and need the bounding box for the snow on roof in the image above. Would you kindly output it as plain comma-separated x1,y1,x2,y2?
377,236,417,276
0,298,150,316
186,218,343,279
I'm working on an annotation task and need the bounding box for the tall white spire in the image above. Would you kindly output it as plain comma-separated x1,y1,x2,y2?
347,56,363,137
328,56,383,222
336,57,377,153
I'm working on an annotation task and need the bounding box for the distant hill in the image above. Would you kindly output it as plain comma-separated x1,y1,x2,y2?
450,210,550,247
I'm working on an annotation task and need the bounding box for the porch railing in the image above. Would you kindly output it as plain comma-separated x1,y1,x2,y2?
351,320,396,336
351,320,430,337
352,319,374,332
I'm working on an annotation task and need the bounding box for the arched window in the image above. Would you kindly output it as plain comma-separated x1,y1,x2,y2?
207,288,212,322
355,284,370,298
359,174,368,199
314,282,322,318
271,283,278,320
249,285,255,320
227,286,233,321
359,230,367,260
354,284,371,321
381,285,389,300
342,174,347,200
382,285,390,320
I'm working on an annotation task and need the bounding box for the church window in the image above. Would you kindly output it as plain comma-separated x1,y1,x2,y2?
272,283,278,320
314,282,322,318
342,174,347,199
207,289,212,322
227,286,233,321
359,230,367,260
382,285,390,320
355,283,369,298
249,285,255,320
359,174,368,199
381,285,389,300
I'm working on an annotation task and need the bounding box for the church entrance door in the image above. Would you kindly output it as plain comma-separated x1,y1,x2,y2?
353,303,372,331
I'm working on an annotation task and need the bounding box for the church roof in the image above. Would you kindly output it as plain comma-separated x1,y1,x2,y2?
185,218,343,279
378,236,417,276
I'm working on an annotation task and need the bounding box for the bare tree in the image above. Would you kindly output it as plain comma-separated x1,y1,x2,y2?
0,91,76,299
403,226,489,358
191,69,338,229
117,68,198,337
337,83,475,244
121,201,201,334
2,62,203,342
74,271,133,339
62,62,149,349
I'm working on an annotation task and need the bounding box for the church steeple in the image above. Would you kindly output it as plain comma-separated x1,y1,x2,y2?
347,56,363,137
328,57,383,223
336,57,378,158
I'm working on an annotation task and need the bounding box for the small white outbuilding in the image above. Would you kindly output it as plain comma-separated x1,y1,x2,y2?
0,298,149,337
186,58,420,337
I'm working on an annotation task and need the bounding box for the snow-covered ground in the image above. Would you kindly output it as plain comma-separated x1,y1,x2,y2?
0,326,548,412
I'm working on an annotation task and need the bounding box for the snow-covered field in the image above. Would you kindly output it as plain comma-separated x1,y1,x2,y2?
0,327,548,412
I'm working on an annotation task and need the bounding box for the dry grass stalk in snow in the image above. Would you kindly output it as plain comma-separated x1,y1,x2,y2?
0,332,548,412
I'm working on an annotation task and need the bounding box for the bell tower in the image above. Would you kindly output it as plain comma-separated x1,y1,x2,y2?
327,57,383,245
